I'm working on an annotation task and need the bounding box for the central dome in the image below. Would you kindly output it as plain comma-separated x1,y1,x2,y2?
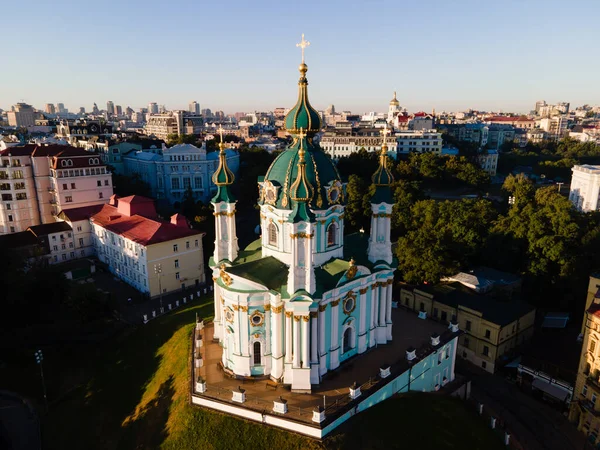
263,136,342,210
283,63,322,134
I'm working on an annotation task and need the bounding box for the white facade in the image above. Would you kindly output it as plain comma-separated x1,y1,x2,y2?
396,130,442,154
478,150,499,176
0,156,40,234
320,134,398,160
570,165,600,212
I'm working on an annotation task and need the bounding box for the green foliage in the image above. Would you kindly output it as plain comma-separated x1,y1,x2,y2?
112,173,152,197
396,199,498,284
234,146,278,211
344,174,370,231
166,133,198,146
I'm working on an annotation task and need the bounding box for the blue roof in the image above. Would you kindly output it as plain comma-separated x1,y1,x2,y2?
207,148,237,160
124,151,162,161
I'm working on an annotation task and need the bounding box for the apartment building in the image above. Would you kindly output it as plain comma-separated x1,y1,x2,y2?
90,195,205,297
400,269,535,373
569,275,600,444
396,130,442,154
320,127,399,160
56,119,114,145
28,222,77,264
144,111,203,140
7,103,37,128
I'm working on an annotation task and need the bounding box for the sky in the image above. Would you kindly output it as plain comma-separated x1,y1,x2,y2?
2,0,599,115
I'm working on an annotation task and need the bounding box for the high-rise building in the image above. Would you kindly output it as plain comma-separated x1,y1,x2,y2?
79,107,86,114
45,104,56,115
148,102,159,114
57,103,66,114
106,101,115,116
201,108,212,119
7,103,36,127
116,105,122,116
569,165,600,212
189,101,200,114
92,103,100,115
125,106,134,116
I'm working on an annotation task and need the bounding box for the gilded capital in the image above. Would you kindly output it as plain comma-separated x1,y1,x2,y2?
310,311,318,318
318,304,327,312
331,299,341,307
293,315,301,322
285,311,293,318
273,305,283,314
302,315,310,322
264,304,271,311
359,287,368,295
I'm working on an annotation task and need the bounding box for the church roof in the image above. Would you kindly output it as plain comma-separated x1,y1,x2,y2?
227,256,289,292
283,63,322,134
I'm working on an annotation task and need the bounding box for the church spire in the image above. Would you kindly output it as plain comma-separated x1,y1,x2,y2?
372,127,395,187
288,128,315,223
284,34,322,136
211,125,236,203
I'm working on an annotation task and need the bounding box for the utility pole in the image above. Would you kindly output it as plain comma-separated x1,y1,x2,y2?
154,263,163,313
34,350,48,413
557,182,564,193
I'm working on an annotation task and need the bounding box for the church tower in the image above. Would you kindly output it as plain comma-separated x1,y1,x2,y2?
387,91,401,123
368,127,394,266
211,126,238,265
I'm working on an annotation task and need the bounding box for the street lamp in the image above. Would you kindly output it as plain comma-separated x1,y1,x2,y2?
34,350,48,412
154,263,163,312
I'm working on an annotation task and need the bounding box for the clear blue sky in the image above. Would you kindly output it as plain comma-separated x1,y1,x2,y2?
3,0,599,114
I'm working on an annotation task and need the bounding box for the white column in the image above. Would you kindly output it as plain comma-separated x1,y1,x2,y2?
285,311,293,363
302,316,310,368
369,284,377,348
318,305,327,374
265,305,272,355
386,280,393,340
293,316,301,368
379,284,386,327
310,312,318,362
213,281,222,339
240,305,249,358
358,287,368,353
271,305,283,379
330,300,340,369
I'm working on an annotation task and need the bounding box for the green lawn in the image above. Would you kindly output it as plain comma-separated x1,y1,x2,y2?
21,298,503,450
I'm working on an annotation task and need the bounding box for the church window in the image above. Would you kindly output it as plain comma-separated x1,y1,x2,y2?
343,327,353,353
253,341,262,365
327,223,337,247
268,223,277,246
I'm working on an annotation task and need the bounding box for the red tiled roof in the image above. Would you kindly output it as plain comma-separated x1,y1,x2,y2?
51,148,104,169
396,115,409,122
0,144,37,156
31,144,74,157
118,195,154,205
58,204,104,222
91,204,202,246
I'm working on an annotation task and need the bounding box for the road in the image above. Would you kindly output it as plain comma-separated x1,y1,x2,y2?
0,392,40,450
459,361,587,450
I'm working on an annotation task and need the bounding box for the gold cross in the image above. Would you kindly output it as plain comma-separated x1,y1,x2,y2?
296,34,310,64
381,126,390,145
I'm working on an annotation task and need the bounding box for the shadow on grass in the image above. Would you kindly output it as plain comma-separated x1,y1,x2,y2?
41,300,214,450
119,375,175,449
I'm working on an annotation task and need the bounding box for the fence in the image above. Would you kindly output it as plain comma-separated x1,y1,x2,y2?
141,285,213,324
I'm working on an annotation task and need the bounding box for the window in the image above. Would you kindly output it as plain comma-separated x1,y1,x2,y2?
175,272,180,280
466,320,472,331
13,170,23,179
420,302,425,312
62,254,67,261
441,311,447,322
77,226,82,232
8,214,13,222
71,183,76,189
483,346,489,357
14,182,25,190
53,255,58,262
61,244,66,250
79,238,84,247
16,193,27,200
99,192,103,199
63,183,68,190
593,393,598,405
485,329,491,339
171,178,180,189
53,245,58,251
253,341,261,365
463,337,470,349
186,241,190,249
268,223,277,246
70,252,75,258
97,180,102,187
174,259,179,268
583,385,588,397
2,194,12,201
65,196,73,203
183,177,191,189
5,204,10,210
327,222,337,247
482,361,487,369
69,242,73,248
195,239,199,248
194,177,202,189
173,244,178,252
591,340,597,354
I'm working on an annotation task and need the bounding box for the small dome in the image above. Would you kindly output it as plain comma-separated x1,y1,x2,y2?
284,64,322,134
389,91,400,106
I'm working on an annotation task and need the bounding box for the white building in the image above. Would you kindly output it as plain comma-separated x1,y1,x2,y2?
320,130,398,160
396,130,442,154
570,165,600,212
478,150,499,176
7,103,36,128
387,91,402,123
91,195,205,297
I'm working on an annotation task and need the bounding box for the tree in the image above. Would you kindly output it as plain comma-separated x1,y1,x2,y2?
345,175,370,231
112,173,152,197
166,133,198,146
501,173,534,207
395,199,497,284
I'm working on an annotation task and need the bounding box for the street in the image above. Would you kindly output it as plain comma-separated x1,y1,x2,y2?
458,361,587,450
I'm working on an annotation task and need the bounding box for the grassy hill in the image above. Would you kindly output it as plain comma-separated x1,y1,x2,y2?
31,299,502,449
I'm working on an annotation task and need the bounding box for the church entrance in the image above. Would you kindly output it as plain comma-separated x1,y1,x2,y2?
343,327,353,353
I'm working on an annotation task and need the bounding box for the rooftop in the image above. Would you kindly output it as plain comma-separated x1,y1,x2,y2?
28,221,72,236
57,204,104,222
444,266,521,294
0,230,40,249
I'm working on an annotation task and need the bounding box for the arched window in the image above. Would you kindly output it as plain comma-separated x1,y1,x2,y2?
268,223,277,246
343,328,353,353
253,341,261,365
327,222,337,247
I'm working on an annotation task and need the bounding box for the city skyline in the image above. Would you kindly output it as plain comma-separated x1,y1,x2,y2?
2,0,599,114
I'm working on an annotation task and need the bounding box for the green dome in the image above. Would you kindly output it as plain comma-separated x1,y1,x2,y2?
371,144,394,205
284,64,322,134
262,136,342,211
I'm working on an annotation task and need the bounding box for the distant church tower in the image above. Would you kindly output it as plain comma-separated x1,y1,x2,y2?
387,91,401,123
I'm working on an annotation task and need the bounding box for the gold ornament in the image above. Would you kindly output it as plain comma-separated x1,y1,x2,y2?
318,304,327,312
220,263,233,286
293,315,301,322
302,315,310,322
331,299,341,307
346,258,358,279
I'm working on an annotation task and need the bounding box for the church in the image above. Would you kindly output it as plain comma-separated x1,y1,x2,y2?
209,45,397,392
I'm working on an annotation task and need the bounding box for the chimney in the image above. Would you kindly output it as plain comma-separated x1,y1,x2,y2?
109,194,118,206
171,213,189,228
